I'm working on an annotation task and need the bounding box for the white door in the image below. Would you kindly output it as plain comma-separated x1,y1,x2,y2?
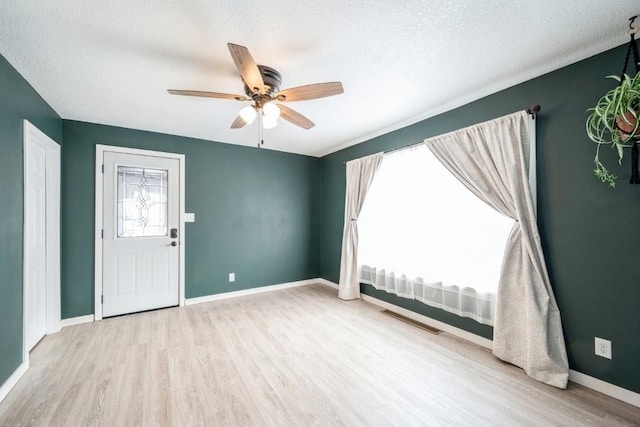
24,138,47,350
23,121,61,354
102,151,180,317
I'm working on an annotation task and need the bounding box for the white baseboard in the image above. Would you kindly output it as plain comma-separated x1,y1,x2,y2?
0,360,29,404
185,279,321,306
60,314,95,328
569,370,640,408
316,278,339,290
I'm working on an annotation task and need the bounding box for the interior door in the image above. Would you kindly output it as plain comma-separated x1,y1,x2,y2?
102,151,180,317
24,137,47,350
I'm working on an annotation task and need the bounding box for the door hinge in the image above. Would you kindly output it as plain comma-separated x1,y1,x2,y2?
101,229,104,239
101,164,104,173
101,295,103,304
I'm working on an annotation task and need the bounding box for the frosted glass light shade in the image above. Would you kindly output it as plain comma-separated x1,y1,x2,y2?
263,116,278,129
239,105,257,124
262,102,281,120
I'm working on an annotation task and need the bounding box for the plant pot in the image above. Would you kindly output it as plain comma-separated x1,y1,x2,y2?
616,111,639,141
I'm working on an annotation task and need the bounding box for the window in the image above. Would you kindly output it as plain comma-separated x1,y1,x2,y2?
357,144,513,325
117,166,169,237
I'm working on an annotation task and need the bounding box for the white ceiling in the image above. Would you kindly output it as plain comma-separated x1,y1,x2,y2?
1,1,639,157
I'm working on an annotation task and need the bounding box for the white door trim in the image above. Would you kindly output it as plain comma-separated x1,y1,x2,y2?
94,145,186,321
23,120,61,362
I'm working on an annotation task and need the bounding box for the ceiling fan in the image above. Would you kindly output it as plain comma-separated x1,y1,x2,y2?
168,43,344,138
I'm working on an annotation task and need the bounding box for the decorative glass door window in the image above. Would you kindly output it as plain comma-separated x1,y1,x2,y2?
117,166,169,237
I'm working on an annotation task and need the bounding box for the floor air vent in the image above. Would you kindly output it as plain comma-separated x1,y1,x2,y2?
381,310,442,334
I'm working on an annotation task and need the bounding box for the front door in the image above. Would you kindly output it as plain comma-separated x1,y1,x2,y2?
102,151,180,317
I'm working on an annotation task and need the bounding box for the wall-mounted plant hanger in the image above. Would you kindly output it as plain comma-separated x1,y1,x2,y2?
586,15,640,188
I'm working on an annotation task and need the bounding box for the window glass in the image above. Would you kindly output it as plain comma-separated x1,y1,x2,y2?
358,144,512,300
117,167,168,237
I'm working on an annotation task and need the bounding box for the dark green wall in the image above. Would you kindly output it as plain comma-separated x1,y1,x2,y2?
320,44,640,393
61,121,321,318
0,55,62,385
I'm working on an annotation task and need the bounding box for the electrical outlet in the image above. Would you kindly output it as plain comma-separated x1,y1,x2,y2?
594,337,612,359
229,273,235,282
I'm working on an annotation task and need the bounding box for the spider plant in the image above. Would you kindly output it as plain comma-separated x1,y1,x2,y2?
586,72,640,187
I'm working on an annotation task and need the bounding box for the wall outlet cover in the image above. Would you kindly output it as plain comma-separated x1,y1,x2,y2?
594,337,612,359
229,273,235,282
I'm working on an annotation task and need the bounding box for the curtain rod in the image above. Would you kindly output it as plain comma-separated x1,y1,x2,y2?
343,105,540,164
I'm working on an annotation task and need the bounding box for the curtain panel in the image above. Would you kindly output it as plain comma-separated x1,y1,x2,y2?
425,111,569,389
360,265,495,325
338,153,384,300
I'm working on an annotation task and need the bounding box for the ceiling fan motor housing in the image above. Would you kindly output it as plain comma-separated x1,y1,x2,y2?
245,65,282,97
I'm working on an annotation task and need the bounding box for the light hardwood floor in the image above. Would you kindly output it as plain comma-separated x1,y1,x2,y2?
1,283,639,426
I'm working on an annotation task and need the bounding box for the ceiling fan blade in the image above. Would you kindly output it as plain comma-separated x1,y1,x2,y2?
230,115,246,129
167,89,248,101
227,43,265,94
275,82,343,102
278,104,315,129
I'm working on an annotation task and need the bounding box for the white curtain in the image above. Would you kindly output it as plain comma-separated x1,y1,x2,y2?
338,153,384,300
360,266,497,325
425,111,569,389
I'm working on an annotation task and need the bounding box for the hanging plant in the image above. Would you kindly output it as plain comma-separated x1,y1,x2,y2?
586,16,640,188
586,72,640,187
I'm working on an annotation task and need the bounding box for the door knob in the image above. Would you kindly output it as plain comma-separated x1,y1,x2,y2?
167,241,177,247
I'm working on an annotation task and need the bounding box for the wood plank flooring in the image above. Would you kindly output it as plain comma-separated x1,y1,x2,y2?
1,283,639,426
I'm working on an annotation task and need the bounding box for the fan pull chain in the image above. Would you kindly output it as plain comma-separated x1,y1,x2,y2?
258,109,263,148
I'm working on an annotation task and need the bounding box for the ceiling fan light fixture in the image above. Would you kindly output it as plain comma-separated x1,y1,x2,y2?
262,116,278,129
239,105,257,124
262,102,281,120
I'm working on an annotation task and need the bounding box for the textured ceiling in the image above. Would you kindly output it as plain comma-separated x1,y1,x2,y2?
1,1,639,156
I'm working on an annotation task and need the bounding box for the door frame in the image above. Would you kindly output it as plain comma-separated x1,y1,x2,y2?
23,120,61,361
94,145,186,321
